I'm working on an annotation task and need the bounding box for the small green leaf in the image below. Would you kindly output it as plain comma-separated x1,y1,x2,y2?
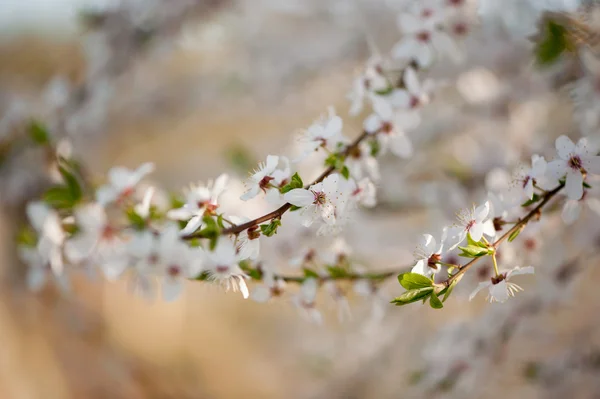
28,120,50,145
442,280,458,302
583,181,592,189
43,186,76,209
391,287,433,305
303,268,319,279
16,226,37,247
58,165,82,203
326,265,349,279
429,292,444,309
216,214,225,229
280,172,304,193
341,166,350,180
289,205,302,211
508,226,524,242
260,219,281,237
467,233,487,248
126,208,146,230
397,272,434,290
535,19,569,67
458,244,490,258
369,139,380,157
374,86,394,96
521,193,541,207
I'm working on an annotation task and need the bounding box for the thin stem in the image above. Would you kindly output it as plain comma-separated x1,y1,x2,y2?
492,253,500,277
444,182,564,287
182,130,370,240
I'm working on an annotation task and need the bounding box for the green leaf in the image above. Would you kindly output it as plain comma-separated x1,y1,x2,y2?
289,205,302,211
535,19,569,67
280,172,304,193
391,287,433,305
28,120,50,145
58,165,82,203
260,219,281,237
397,272,434,290
467,233,487,248
369,139,380,157
303,268,319,279
341,166,350,180
326,265,349,279
508,226,524,242
458,244,490,258
126,208,146,230
583,181,592,189
216,214,225,229
43,186,76,209
442,279,458,303
521,193,541,207
374,86,394,96
429,292,444,309
16,226,37,247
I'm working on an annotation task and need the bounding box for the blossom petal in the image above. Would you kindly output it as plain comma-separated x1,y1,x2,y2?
583,155,600,175
240,185,260,201
474,201,490,222
251,286,271,303
546,159,568,180
284,189,314,207
561,200,581,224
265,155,279,172
555,135,575,160
179,215,204,236
469,222,484,242
415,45,434,68
389,133,413,158
404,67,421,94
469,281,491,301
586,197,600,216
507,266,535,278
565,169,584,200
162,278,183,302
411,259,430,276
398,13,422,33
524,179,534,200
391,38,419,60
489,280,509,302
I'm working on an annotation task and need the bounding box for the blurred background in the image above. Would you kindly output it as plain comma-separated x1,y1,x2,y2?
2,0,600,398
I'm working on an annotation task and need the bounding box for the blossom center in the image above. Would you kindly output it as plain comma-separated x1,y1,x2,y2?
568,155,583,171
215,265,230,274
167,265,181,277
259,175,274,191
465,219,475,231
428,253,441,269
312,190,327,205
491,274,506,285
409,96,420,109
448,0,465,6
101,225,117,241
421,8,433,18
381,121,394,134
453,22,468,36
416,31,431,43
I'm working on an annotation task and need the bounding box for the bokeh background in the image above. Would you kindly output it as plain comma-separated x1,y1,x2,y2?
2,0,600,398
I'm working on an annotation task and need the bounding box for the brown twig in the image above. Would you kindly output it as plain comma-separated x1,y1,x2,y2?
183,130,370,239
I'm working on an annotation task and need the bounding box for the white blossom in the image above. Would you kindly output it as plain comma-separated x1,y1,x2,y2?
96,162,154,205
348,56,390,116
240,155,280,201
25,202,65,275
513,154,548,200
251,267,286,303
64,203,129,280
291,278,322,325
364,97,414,159
547,136,600,200
412,230,446,276
295,107,346,161
469,266,535,303
561,190,600,225
204,238,249,299
167,174,228,236
447,201,496,249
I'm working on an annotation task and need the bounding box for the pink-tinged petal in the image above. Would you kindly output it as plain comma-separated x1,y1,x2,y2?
251,286,271,303
398,13,422,33
166,207,194,221
524,179,534,200
561,200,581,224
363,113,382,134
469,281,491,301
162,278,183,302
420,234,437,255
469,222,484,242
391,38,419,60
507,266,534,278
108,167,133,188
265,155,279,172
179,215,204,236
415,45,434,68
474,201,490,222
389,133,413,158
565,169,584,200
411,259,430,276
403,67,421,94
531,155,547,177
240,185,260,201
546,159,568,180
489,281,509,302
432,32,462,63
482,220,496,238
555,135,576,160
64,234,97,263
389,89,411,108
284,188,314,207
586,198,600,216
583,155,600,174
